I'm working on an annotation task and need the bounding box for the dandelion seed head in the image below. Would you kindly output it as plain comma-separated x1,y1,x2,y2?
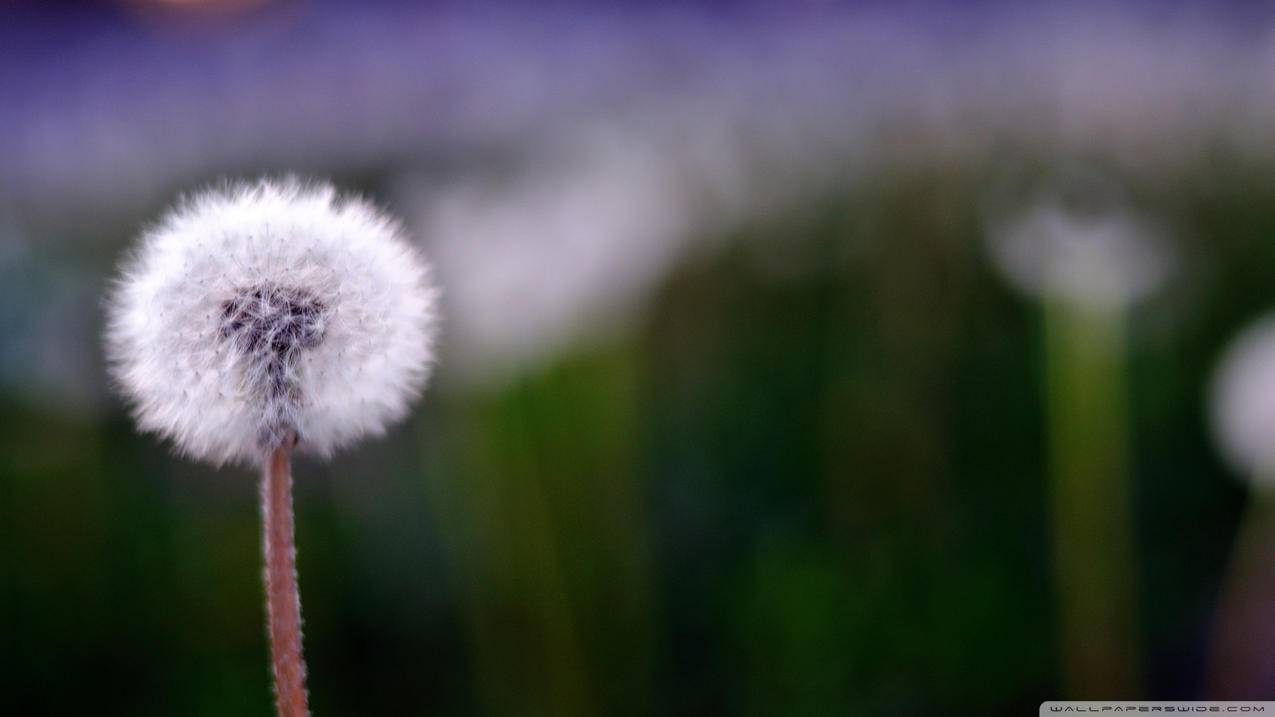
1211,316,1275,483
106,178,438,467
986,187,1172,311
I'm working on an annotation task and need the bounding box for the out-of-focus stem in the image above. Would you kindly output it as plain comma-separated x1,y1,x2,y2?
262,431,310,717
1044,299,1141,697
1207,495,1275,697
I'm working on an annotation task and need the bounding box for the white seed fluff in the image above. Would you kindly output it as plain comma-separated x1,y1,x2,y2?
987,198,1172,312
106,179,438,467
1211,316,1275,483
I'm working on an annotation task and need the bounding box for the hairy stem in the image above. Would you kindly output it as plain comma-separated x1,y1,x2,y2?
262,431,310,717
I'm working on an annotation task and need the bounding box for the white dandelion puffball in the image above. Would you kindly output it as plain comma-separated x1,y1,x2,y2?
987,197,1172,311
1211,316,1275,483
107,179,438,467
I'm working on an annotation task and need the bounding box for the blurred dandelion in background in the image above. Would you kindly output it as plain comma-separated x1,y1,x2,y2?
987,172,1173,313
1208,317,1275,697
986,169,1173,698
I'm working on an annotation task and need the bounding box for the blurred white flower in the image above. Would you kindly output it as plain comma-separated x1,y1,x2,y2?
106,178,438,467
987,193,1172,311
1210,316,1275,481
407,131,698,380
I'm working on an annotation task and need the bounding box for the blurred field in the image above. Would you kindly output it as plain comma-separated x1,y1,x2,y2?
4,1,1275,715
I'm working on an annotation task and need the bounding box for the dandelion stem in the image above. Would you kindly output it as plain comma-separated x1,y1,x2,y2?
262,431,310,717
1044,299,1141,697
1206,495,1275,697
